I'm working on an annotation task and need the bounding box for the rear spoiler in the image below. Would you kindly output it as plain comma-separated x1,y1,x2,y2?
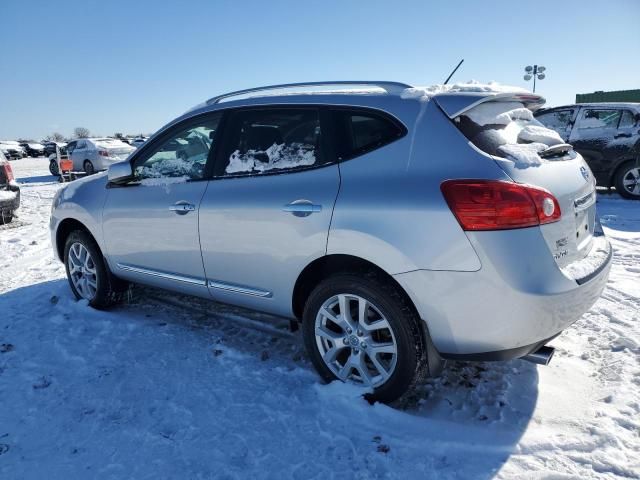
434,92,546,119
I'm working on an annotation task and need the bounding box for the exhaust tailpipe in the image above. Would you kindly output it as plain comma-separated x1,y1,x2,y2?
522,345,555,365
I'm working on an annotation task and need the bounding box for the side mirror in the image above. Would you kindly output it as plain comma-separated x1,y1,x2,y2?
107,160,133,184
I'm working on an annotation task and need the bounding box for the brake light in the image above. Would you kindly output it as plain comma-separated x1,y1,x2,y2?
2,163,14,182
440,180,561,231
98,150,109,157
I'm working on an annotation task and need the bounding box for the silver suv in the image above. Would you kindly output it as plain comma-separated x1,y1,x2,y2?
50,81,612,403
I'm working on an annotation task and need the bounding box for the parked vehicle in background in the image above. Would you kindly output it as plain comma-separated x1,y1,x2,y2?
131,137,147,148
50,81,612,403
535,103,640,199
43,141,67,158
0,150,20,224
19,142,45,157
0,141,26,160
65,138,135,174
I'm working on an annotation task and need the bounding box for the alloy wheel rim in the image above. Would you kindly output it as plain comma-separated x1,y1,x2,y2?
622,167,640,196
314,294,397,388
68,242,98,300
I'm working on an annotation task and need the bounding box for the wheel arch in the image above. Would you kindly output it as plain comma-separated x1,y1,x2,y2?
55,218,98,261
292,253,444,375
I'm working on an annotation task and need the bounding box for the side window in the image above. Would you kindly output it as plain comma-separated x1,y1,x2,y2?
577,109,621,130
134,113,221,181
66,141,77,153
75,141,86,149
221,108,322,175
331,109,404,160
619,110,636,129
536,110,574,131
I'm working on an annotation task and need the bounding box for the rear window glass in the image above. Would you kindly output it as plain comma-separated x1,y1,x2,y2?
331,110,404,160
455,101,565,166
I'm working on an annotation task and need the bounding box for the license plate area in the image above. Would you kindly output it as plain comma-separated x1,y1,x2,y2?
574,189,596,250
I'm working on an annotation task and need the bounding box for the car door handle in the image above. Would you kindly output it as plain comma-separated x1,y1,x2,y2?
282,200,322,217
169,202,196,215
614,133,632,138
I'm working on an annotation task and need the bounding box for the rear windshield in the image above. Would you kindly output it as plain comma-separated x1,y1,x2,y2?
455,101,565,166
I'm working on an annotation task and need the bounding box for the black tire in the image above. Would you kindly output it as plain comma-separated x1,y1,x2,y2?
63,230,128,309
302,273,428,404
614,160,640,200
83,160,95,175
49,159,60,176
0,212,13,225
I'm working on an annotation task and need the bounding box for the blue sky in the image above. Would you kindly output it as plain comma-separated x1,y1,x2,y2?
1,0,638,140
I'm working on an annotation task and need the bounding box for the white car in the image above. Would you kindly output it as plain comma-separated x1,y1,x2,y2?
66,138,135,174
131,137,147,148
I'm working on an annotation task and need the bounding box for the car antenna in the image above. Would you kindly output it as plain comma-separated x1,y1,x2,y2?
443,59,464,85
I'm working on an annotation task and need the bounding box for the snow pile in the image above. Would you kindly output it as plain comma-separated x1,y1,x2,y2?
136,155,206,183
226,142,316,174
462,104,564,167
401,80,528,101
464,101,535,126
0,189,17,201
497,143,547,166
518,124,564,144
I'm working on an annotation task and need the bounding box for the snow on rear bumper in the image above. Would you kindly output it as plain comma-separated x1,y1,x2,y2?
0,185,20,212
394,226,612,357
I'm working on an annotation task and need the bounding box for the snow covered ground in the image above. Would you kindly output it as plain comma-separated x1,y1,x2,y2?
1,157,638,479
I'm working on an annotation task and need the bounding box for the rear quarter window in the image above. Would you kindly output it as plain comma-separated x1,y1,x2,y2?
330,109,406,160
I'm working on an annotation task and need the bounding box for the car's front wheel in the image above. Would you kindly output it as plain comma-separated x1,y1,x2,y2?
302,273,427,403
64,230,127,308
615,160,640,200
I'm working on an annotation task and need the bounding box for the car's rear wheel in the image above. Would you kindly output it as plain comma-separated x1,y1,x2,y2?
615,160,640,200
302,273,427,404
49,159,60,176
64,230,127,308
83,160,95,175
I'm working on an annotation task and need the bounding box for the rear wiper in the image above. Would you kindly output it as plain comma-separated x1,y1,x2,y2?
539,143,574,159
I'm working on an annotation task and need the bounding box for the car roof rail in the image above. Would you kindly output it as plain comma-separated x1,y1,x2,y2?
205,81,413,105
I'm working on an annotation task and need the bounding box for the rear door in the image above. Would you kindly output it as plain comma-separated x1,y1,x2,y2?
198,106,339,317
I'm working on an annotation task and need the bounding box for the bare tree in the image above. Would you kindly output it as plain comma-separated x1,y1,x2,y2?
74,127,91,139
46,132,66,142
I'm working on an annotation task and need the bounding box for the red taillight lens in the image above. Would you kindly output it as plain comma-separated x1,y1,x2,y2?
98,150,109,157
2,163,14,182
441,180,561,231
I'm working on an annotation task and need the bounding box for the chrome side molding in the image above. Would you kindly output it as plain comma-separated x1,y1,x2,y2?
116,263,207,286
208,279,272,298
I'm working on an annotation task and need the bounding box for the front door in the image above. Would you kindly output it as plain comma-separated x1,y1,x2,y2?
102,111,223,297
199,107,340,317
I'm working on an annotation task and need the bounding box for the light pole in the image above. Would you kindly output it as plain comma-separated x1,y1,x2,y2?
524,65,546,93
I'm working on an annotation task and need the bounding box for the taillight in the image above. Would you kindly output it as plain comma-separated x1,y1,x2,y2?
440,180,561,231
2,163,14,182
98,150,109,157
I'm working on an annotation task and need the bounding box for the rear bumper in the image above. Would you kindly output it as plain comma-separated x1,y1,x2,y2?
394,226,612,358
